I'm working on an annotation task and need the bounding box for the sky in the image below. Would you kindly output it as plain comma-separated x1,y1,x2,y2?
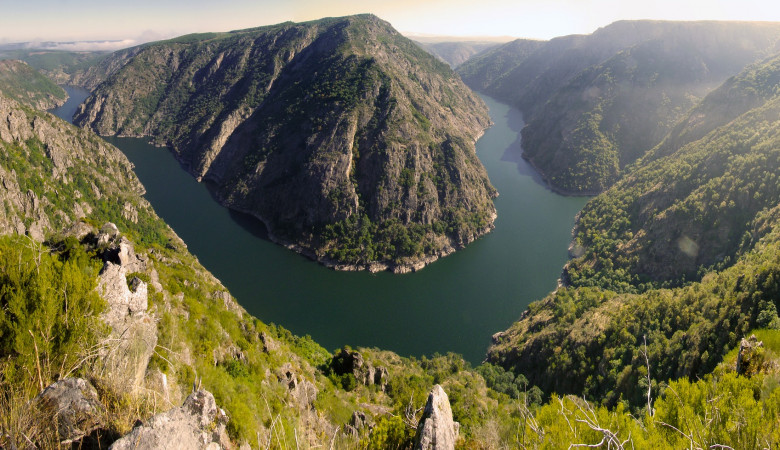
4,0,780,48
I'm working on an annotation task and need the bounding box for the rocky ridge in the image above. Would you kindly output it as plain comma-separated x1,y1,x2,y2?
74,14,497,272
0,94,148,240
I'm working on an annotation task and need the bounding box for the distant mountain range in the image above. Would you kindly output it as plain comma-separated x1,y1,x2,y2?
459,20,780,194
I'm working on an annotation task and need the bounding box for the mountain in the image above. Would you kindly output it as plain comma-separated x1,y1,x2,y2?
0,49,113,89
74,15,497,273
0,91,522,448
413,40,502,67
488,50,780,409
0,60,68,110
458,20,780,194
2,55,780,449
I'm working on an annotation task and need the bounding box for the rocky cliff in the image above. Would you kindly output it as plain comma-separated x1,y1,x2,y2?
74,15,496,272
0,95,148,240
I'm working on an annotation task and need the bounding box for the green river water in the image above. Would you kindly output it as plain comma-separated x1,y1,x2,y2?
54,87,588,363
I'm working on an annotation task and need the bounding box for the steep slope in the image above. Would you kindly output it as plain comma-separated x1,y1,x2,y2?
488,52,780,407
0,49,113,90
0,95,149,240
458,20,780,194
413,40,502,67
74,15,496,272
567,54,780,290
0,60,68,109
0,91,525,449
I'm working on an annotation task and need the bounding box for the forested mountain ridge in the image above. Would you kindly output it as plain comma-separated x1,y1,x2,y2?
458,20,780,194
489,48,780,414
0,60,68,110
74,14,497,273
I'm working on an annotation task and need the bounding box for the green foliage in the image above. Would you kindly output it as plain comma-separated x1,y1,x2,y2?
492,224,780,408
365,415,414,449
0,235,106,388
514,369,780,448
476,363,533,401
0,60,67,109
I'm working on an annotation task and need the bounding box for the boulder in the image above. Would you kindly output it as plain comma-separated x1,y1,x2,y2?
414,385,459,450
109,390,229,450
35,378,104,444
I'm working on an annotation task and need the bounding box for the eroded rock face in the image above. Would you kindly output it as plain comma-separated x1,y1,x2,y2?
95,223,157,391
414,385,459,450
109,390,229,450
35,378,104,444
277,362,318,410
74,15,497,272
331,348,389,391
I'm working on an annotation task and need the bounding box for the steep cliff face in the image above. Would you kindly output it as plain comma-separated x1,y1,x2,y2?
74,15,496,272
0,94,147,240
458,20,780,194
413,40,502,68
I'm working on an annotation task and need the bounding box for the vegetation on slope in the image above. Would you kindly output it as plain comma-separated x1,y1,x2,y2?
74,15,496,272
0,60,67,109
567,55,780,290
488,49,780,432
0,49,111,89
458,20,780,194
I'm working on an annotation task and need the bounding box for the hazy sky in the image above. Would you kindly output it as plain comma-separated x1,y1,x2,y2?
4,0,780,46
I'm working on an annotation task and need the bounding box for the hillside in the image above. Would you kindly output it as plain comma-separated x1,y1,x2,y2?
458,20,780,194
74,15,497,273
0,91,526,448
0,60,67,110
0,49,112,90
3,53,780,449
489,50,780,411
413,40,502,67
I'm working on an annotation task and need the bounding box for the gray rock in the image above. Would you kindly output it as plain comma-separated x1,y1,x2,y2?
331,348,389,390
109,390,229,450
95,226,157,391
414,385,458,450
35,378,104,444
259,332,279,353
277,363,318,409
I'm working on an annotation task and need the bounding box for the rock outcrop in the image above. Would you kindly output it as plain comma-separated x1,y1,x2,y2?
414,385,459,450
34,378,104,444
736,335,765,376
74,14,497,272
0,93,148,242
109,390,229,450
331,348,389,391
95,223,157,391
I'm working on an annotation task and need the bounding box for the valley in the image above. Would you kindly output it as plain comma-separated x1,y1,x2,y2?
3,11,780,449
54,86,586,364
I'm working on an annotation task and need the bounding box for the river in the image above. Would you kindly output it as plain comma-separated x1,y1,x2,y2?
52,86,588,364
